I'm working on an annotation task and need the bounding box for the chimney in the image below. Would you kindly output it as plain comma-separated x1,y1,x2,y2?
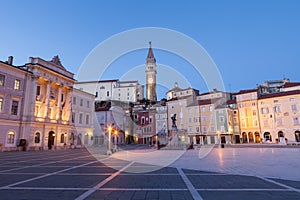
8,56,13,65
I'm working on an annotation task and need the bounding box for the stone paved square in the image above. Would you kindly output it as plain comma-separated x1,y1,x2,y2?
0,147,299,199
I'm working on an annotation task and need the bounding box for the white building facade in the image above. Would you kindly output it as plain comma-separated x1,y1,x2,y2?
75,80,144,103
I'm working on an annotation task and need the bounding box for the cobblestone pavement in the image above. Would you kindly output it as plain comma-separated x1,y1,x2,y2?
0,146,299,200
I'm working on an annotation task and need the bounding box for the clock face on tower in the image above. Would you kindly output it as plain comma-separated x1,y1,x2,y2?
148,77,153,84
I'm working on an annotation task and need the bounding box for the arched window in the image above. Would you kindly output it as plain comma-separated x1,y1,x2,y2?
60,133,65,143
70,133,74,145
34,132,40,143
7,131,15,144
77,134,82,145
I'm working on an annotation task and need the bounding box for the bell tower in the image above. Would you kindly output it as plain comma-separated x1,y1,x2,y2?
146,41,157,102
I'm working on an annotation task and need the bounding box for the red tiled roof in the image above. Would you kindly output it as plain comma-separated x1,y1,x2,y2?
198,99,213,105
281,82,300,88
235,89,258,95
259,90,300,99
226,99,236,104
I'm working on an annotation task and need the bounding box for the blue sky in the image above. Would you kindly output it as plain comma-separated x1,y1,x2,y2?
1,0,300,99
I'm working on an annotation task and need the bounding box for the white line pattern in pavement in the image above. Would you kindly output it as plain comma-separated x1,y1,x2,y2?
0,154,96,173
177,167,203,200
75,161,135,200
0,157,112,189
259,176,300,194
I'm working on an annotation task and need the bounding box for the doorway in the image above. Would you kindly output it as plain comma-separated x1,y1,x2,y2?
242,132,248,143
255,132,260,143
264,132,272,142
220,136,226,144
295,131,300,142
235,135,240,143
248,132,254,143
48,131,55,150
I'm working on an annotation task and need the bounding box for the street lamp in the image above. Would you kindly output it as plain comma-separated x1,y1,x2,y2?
107,125,113,155
114,129,118,152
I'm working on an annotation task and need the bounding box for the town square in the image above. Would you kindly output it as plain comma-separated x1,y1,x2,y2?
1,1,300,199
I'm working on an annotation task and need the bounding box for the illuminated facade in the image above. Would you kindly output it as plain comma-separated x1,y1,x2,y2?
0,56,77,151
258,90,300,144
75,80,144,103
236,89,261,143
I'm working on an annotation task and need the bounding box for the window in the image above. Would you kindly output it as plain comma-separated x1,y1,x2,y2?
291,104,297,111
36,86,41,96
107,91,109,97
95,92,98,97
0,74,5,86
73,97,76,105
219,116,224,122
87,101,90,108
79,113,83,124
202,107,206,112
202,126,207,132
34,132,40,143
274,106,280,113
72,112,75,123
188,118,192,123
252,110,257,116
293,117,299,125
7,131,15,144
209,105,213,111
210,126,215,132
141,117,145,124
14,80,20,90
202,116,206,122
61,93,64,102
210,115,214,121
196,126,200,132
149,117,152,123
220,126,225,132
80,99,83,106
86,115,89,125
60,134,65,143
253,120,258,126
261,107,269,114
233,117,238,123
277,118,283,126
11,100,19,115
0,97,3,112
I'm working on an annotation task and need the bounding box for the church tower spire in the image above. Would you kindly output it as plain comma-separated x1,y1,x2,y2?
146,41,157,102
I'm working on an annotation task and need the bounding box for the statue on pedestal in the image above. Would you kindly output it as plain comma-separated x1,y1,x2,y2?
171,114,177,129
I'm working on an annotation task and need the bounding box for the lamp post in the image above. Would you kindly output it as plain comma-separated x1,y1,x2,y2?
107,125,112,155
114,130,118,152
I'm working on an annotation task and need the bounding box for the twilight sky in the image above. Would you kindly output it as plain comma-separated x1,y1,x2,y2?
1,0,300,99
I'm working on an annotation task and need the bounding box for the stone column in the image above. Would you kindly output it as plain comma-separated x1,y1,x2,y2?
62,87,72,123
44,81,51,119
56,85,62,120
30,76,38,119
